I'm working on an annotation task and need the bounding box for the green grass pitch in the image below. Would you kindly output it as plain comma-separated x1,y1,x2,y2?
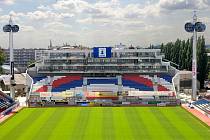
0,107,209,140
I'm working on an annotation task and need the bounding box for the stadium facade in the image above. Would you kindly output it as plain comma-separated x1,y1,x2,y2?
27,46,179,106
3,48,46,72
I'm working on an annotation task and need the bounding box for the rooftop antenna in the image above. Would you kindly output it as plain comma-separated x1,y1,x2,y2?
49,40,53,49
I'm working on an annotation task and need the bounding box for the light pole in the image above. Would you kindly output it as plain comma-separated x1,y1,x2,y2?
184,12,206,101
192,12,197,101
3,15,19,99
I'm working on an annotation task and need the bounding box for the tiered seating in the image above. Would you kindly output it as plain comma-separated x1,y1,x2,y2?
87,79,118,85
122,74,175,92
157,74,173,91
33,76,47,84
87,78,118,93
87,84,118,92
159,74,173,83
52,76,82,92
122,75,154,91
35,86,48,92
157,85,170,91
31,74,175,97
32,76,83,93
0,91,14,113
192,99,210,114
124,75,153,87
32,76,49,93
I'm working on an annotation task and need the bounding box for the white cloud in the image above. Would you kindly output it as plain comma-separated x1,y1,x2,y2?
0,15,10,23
43,22,72,31
2,10,74,23
0,0,210,48
52,0,91,12
0,0,16,5
21,25,35,32
159,0,210,10
30,11,73,21
37,5,52,11
201,17,210,24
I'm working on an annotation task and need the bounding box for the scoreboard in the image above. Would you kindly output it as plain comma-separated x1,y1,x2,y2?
93,47,112,58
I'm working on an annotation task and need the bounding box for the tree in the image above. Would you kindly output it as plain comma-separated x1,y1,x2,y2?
186,38,193,70
160,36,208,89
160,43,164,53
0,48,5,74
208,72,210,80
179,40,185,69
197,36,208,88
27,60,36,67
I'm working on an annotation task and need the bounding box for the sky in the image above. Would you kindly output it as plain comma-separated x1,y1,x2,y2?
0,0,210,48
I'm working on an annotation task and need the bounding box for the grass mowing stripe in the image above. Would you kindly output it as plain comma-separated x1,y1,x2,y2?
150,107,185,140
1,107,209,140
84,108,103,140
113,108,133,140
101,107,115,140
48,108,80,140
70,108,91,140
173,107,210,139
159,107,188,139
162,107,206,139
0,109,33,137
135,108,153,140
32,108,66,140
0,108,44,140
16,108,56,140
124,107,150,140
140,107,171,140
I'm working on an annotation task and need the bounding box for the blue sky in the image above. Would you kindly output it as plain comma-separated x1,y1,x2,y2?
0,0,210,48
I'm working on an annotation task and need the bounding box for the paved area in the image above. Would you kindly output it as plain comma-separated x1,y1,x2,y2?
182,104,210,126
0,106,23,124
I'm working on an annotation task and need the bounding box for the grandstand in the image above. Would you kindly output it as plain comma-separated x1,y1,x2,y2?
192,99,210,114
0,91,15,115
27,46,178,106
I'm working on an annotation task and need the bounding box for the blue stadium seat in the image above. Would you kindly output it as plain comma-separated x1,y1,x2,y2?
122,80,154,91
87,79,118,85
52,80,83,92
160,74,173,83
33,76,47,84
192,99,210,114
0,92,15,113
193,99,210,105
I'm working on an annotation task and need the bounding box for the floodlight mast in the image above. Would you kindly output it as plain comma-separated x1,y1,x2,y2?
9,15,15,99
9,16,14,79
184,12,206,100
3,15,19,99
192,11,197,101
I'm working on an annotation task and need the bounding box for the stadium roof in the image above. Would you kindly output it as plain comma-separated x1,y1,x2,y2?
1,65,19,73
0,74,26,86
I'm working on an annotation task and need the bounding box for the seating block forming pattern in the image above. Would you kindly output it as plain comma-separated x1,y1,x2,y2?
192,99,210,114
32,74,174,94
0,92,14,113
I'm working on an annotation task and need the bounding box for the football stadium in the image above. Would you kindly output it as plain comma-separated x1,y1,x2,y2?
0,45,210,140
0,2,210,140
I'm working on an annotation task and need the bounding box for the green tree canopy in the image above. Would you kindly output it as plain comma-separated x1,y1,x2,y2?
161,36,208,89
0,47,5,74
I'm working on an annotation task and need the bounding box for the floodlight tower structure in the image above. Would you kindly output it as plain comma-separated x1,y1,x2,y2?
184,12,206,101
3,15,19,99
192,12,197,101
